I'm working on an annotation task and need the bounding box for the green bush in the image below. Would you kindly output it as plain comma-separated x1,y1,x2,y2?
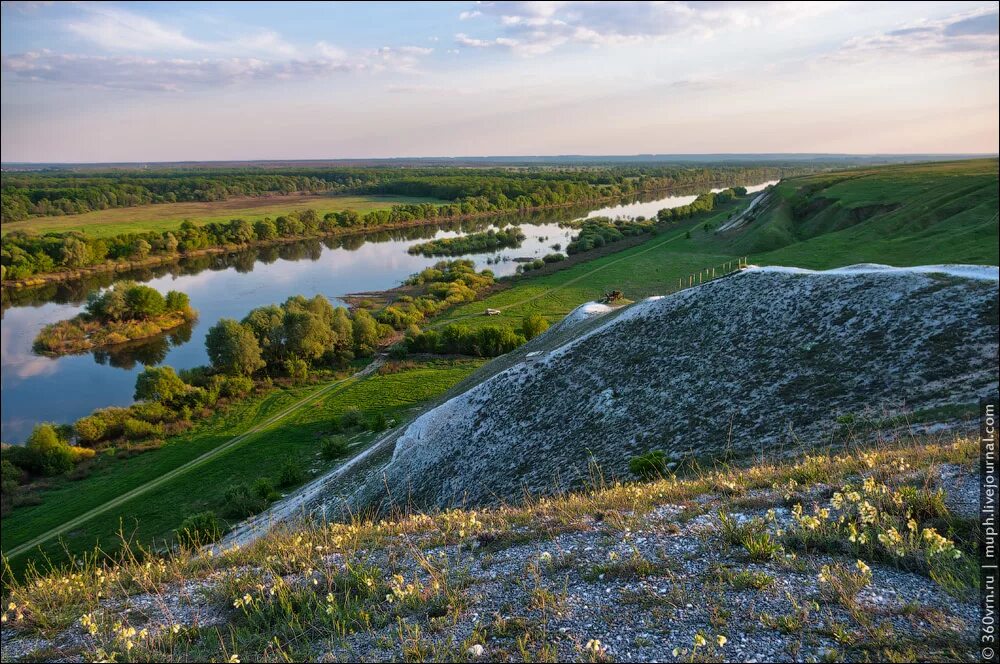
23,424,76,476
1,458,24,497
629,450,670,478
521,314,550,340
122,418,163,441
223,483,269,518
321,436,349,460
253,477,280,501
219,375,255,399
74,406,130,445
340,407,364,429
369,412,389,433
277,459,305,488
175,511,222,548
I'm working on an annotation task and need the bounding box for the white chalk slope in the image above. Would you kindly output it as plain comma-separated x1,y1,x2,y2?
362,265,998,510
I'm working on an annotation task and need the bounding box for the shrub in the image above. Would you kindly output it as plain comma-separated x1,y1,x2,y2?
521,314,550,340
129,400,174,424
219,375,255,399
629,450,669,478
175,511,222,548
134,365,190,404
277,459,305,488
223,482,268,518
75,407,130,445
321,436,349,460
369,412,389,433
284,357,309,384
253,477,280,501
23,424,76,476
123,418,164,441
1,458,24,497
340,407,364,429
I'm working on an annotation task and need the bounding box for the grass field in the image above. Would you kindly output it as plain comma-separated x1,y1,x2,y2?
2,358,483,572
0,194,449,238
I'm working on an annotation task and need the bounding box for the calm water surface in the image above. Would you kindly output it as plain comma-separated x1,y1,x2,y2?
1,182,776,442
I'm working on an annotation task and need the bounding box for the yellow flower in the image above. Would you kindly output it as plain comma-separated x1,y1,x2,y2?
716,635,727,647
693,634,707,647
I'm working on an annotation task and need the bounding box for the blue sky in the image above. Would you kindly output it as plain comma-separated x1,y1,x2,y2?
1,1,997,162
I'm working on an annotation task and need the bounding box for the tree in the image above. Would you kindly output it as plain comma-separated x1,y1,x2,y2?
205,319,265,376
521,314,550,340
24,423,75,476
352,308,381,355
61,237,91,268
282,310,333,362
253,218,277,241
231,219,255,244
124,284,166,319
242,305,286,365
131,239,152,259
163,232,179,253
134,365,188,403
164,290,191,313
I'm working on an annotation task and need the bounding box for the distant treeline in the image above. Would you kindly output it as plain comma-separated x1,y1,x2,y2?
1,170,784,281
2,165,792,221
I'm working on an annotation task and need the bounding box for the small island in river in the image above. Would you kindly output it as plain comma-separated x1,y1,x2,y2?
33,282,197,356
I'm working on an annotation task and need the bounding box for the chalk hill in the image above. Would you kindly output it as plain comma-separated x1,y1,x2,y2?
359,264,998,510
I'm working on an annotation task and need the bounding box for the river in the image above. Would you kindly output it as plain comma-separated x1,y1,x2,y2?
0,181,776,442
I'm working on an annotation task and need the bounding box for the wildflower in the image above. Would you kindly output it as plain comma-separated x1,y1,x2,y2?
585,639,606,656
693,633,707,647
859,501,878,525
229,656,241,664
716,635,727,647
539,552,553,565
855,560,872,580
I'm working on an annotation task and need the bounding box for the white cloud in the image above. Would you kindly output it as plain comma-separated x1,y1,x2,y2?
453,1,843,56
1,44,434,92
459,10,482,20
64,4,299,58
835,8,998,66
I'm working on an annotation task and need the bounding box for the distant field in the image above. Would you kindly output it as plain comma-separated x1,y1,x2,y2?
0,193,449,238
1,358,483,571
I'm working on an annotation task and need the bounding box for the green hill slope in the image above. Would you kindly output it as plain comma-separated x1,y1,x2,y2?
720,158,998,267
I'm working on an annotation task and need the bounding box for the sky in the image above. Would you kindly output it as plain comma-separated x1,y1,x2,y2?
1,1,998,162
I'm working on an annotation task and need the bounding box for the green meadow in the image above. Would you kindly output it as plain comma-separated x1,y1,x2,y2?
0,193,449,239
2,359,483,571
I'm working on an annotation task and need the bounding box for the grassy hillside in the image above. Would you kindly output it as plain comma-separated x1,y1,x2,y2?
0,194,448,238
2,359,483,572
721,158,999,266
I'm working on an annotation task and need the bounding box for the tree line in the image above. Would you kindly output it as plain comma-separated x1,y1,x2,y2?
2,165,792,222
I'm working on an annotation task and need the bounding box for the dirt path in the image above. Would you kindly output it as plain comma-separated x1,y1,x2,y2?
4,359,383,561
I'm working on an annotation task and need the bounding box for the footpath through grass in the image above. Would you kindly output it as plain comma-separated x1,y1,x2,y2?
2,358,483,573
